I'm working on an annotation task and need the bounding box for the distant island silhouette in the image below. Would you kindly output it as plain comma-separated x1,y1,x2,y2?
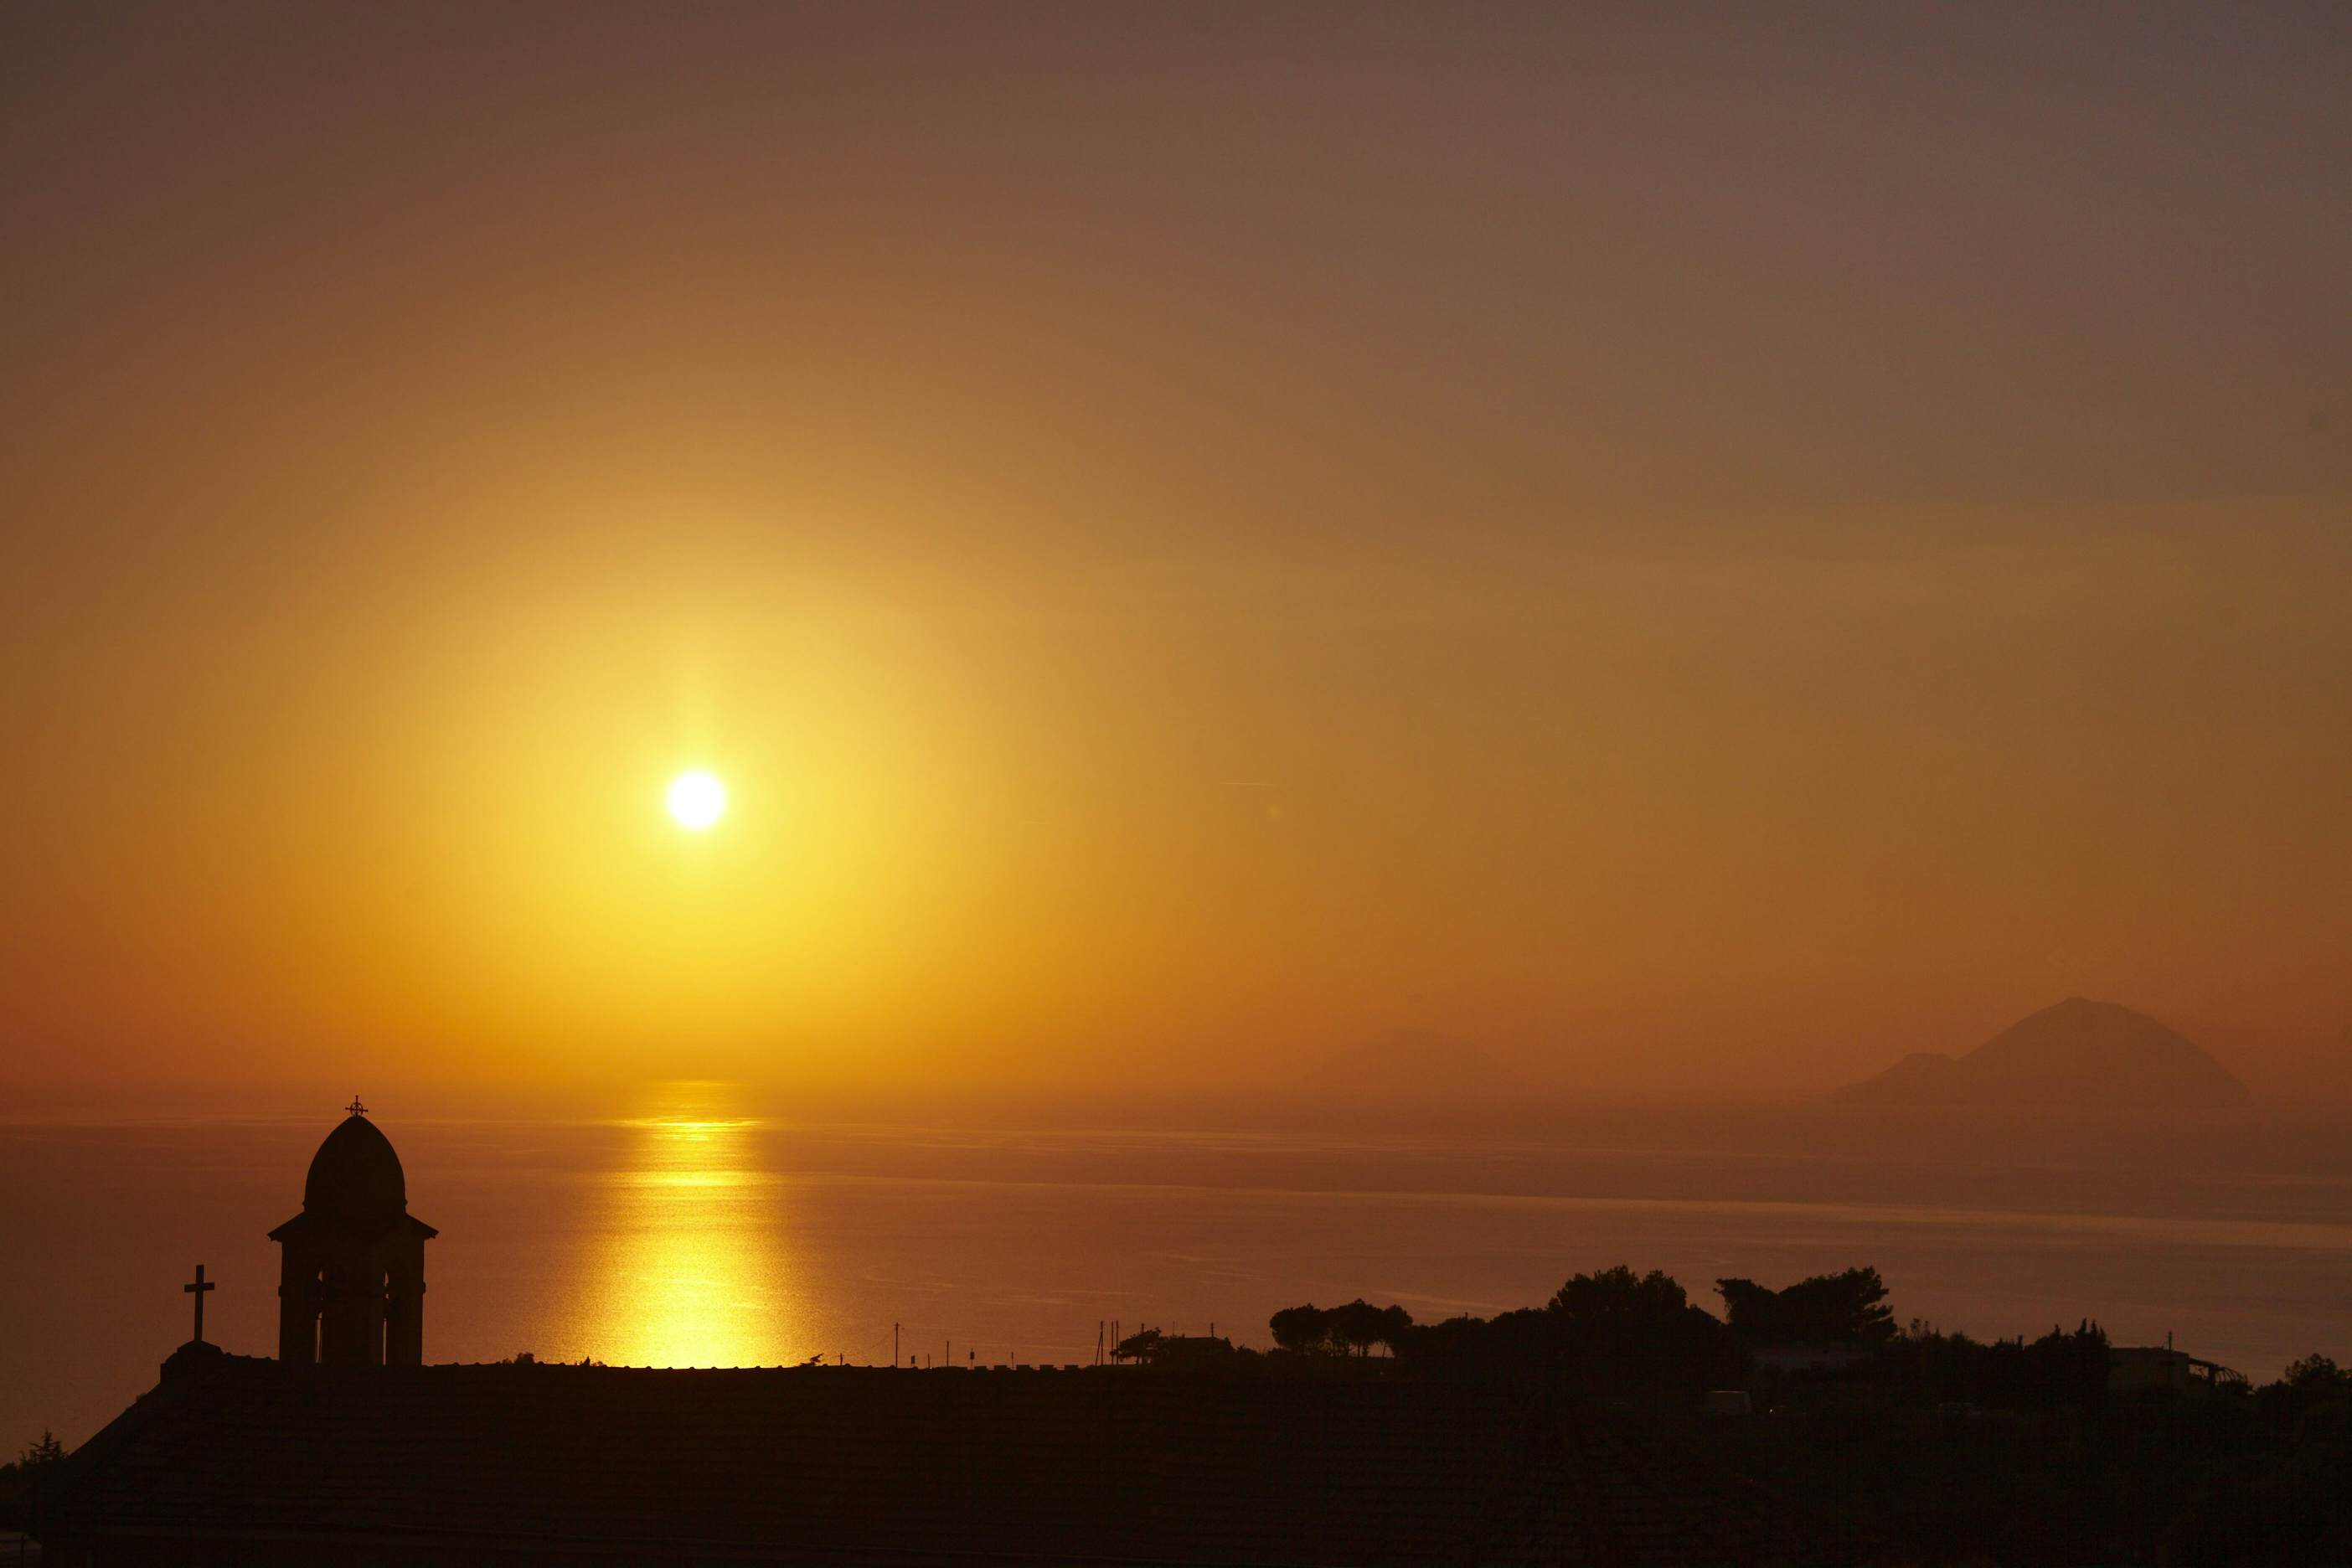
1833,997,2252,1108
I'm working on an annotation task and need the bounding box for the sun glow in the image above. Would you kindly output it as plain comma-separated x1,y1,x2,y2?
665,770,728,830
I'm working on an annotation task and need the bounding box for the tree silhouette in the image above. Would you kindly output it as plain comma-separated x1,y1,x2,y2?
1551,1266,1689,1327
1270,1300,1412,1357
1716,1266,1896,1344
1545,1266,1744,1395
1330,1299,1412,1357
1269,1303,1341,1355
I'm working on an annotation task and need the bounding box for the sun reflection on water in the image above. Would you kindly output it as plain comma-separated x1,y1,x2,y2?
585,1083,806,1367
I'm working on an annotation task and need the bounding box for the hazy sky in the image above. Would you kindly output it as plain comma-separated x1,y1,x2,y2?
4,3,2347,1102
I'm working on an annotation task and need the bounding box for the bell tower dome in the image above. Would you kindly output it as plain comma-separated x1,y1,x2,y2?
269,1101,438,1367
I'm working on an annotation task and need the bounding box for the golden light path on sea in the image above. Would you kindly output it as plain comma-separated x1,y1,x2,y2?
584,1083,807,1369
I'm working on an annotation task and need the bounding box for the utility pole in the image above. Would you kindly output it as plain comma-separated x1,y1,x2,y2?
894,1322,900,1368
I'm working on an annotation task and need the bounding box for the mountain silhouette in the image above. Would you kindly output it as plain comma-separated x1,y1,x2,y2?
1832,998,2251,1107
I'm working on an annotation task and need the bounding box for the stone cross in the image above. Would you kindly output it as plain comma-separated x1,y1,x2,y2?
184,1263,215,1344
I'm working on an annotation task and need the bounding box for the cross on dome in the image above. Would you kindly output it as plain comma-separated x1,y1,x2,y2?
345,1095,369,1118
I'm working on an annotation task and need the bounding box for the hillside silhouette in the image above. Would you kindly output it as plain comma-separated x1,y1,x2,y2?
1834,998,2251,1107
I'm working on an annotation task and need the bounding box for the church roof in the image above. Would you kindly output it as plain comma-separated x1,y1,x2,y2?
12,1346,1786,1565
269,1114,434,1240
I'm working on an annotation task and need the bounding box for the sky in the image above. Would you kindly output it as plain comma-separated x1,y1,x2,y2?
3,3,2348,1106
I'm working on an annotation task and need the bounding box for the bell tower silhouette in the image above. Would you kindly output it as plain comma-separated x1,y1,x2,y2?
269,1100,438,1367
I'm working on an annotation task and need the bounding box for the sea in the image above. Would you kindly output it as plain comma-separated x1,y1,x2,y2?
6,1085,2351,1448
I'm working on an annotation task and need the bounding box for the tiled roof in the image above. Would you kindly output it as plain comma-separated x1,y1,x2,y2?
18,1344,1790,1565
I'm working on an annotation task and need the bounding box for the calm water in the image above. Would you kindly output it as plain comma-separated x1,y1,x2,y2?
6,1086,2351,1447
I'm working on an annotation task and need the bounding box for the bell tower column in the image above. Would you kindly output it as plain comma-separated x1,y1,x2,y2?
386,1240,426,1368
277,1240,318,1364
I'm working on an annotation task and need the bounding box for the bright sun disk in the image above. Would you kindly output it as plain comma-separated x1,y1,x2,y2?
666,770,727,830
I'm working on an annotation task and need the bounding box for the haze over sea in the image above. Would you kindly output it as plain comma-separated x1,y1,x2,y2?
8,1086,2350,1447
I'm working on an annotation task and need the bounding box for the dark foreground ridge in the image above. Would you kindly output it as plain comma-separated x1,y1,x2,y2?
19,1332,2352,1567
13,1344,1780,1565
18,1117,2347,1565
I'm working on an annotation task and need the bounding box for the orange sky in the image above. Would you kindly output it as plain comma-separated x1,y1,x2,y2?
3,4,2348,1104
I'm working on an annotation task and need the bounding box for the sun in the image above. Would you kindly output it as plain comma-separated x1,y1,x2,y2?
665,770,728,831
